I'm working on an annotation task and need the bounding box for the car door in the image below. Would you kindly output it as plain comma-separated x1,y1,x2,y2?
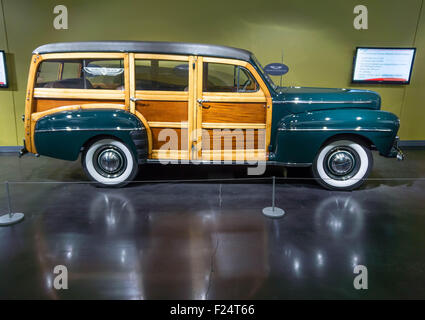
130,53,196,161
194,57,272,162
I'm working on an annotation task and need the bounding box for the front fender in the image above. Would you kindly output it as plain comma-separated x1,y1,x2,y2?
272,109,400,164
34,108,147,161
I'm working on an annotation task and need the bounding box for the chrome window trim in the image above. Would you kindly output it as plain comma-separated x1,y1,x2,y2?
273,100,374,104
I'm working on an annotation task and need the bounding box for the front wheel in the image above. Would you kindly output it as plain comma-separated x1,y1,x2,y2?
312,139,373,191
82,138,138,187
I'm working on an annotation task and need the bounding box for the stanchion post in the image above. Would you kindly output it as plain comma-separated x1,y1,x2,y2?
262,176,285,218
0,181,25,226
272,175,275,211
6,181,12,218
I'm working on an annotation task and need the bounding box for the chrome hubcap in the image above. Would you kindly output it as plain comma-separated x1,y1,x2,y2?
93,145,127,178
327,150,355,176
98,149,123,173
322,145,362,182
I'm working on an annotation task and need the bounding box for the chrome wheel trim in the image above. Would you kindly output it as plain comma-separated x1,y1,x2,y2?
93,145,127,179
324,146,360,181
99,149,123,173
327,150,355,176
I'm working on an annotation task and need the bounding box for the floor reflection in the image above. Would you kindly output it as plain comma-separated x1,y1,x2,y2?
2,151,425,299
314,196,364,238
33,187,368,299
32,186,271,299
1,177,424,299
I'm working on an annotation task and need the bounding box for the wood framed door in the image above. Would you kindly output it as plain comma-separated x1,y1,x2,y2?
130,54,197,160
194,57,272,162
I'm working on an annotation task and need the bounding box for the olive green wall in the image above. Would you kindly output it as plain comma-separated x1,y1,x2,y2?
0,0,424,146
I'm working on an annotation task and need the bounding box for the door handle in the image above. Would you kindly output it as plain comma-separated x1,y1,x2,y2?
130,97,149,106
197,99,211,109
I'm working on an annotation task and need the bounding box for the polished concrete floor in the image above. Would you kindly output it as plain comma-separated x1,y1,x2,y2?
0,149,424,299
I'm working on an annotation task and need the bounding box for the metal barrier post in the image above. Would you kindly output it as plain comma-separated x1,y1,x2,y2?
262,176,285,218
0,181,24,226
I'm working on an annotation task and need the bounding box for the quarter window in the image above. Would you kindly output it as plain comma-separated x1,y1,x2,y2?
203,63,258,92
35,59,125,90
135,59,189,91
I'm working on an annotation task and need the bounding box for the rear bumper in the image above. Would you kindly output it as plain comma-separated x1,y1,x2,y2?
383,136,405,160
19,139,28,158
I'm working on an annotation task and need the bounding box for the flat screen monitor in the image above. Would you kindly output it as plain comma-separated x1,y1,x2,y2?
0,51,8,88
352,47,416,84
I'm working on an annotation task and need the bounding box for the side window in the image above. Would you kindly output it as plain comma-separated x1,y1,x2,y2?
135,59,189,91
36,61,61,84
203,62,258,93
35,59,124,90
62,62,81,79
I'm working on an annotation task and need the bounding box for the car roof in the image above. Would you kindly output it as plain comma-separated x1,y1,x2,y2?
33,41,253,61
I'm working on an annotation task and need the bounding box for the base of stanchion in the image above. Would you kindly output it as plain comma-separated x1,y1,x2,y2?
262,207,285,218
0,213,25,226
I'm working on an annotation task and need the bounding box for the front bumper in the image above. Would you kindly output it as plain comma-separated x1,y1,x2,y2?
385,136,405,160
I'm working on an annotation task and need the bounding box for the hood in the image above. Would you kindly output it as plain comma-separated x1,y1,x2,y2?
273,86,381,114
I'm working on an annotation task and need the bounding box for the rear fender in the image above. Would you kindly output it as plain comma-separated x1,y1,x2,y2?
34,108,148,161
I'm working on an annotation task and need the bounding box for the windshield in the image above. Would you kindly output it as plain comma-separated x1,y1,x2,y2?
251,55,277,90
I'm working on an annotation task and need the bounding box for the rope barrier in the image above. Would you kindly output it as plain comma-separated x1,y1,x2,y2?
1,175,424,226
0,176,424,185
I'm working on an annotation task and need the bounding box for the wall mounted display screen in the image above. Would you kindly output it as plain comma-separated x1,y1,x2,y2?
0,51,8,88
352,47,416,84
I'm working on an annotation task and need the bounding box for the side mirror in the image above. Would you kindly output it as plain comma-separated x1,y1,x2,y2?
264,63,289,76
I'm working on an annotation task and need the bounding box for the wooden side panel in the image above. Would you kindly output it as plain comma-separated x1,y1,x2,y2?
34,99,123,112
151,128,188,150
201,102,266,123
201,150,266,161
136,100,188,122
202,129,265,150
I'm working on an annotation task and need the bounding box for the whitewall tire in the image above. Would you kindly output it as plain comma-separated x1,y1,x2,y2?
312,139,373,191
82,138,138,187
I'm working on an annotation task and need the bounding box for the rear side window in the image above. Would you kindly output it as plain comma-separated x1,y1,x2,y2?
203,62,258,92
135,59,189,91
35,59,124,90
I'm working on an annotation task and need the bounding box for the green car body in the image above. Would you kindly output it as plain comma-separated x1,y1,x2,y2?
269,87,400,164
249,58,401,165
34,109,148,162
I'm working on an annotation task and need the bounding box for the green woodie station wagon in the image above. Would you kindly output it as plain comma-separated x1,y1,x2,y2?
21,41,403,190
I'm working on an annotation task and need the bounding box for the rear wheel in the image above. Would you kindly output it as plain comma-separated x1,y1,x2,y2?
312,139,373,191
82,138,138,187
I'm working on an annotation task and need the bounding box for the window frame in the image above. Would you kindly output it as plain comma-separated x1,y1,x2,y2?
35,58,125,90
134,58,190,92
203,62,259,93
134,54,190,96
200,57,268,103
32,52,129,101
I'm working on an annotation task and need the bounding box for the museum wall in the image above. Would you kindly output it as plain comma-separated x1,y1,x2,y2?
0,0,424,146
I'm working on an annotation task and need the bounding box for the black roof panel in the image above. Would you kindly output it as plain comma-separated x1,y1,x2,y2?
33,41,253,61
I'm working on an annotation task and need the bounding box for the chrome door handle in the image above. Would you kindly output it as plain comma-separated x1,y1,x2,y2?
197,99,211,109
130,97,142,102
